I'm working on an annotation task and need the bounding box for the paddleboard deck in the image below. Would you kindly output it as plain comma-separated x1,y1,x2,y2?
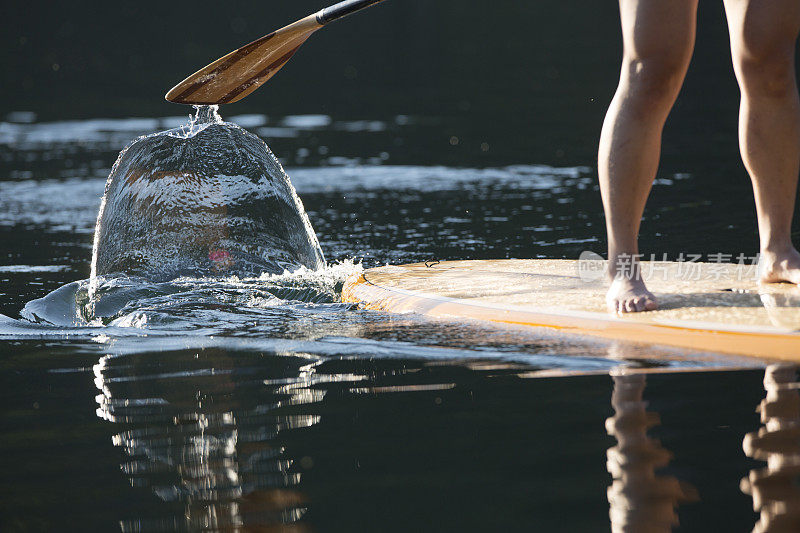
341,259,800,361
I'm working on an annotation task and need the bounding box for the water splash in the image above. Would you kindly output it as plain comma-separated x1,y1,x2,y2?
169,105,223,139
88,105,325,307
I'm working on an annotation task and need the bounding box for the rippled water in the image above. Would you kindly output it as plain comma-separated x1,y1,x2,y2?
0,109,790,531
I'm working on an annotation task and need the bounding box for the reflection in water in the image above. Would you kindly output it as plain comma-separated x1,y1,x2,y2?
606,373,697,532
92,348,341,531
759,291,800,331
742,364,800,532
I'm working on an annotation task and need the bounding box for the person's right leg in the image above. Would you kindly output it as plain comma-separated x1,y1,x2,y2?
723,0,800,285
599,0,698,313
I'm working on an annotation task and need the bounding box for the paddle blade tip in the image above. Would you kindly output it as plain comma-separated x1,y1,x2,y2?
163,15,321,106
164,80,217,105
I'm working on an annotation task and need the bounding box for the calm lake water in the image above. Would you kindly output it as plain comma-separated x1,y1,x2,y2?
4,1,800,531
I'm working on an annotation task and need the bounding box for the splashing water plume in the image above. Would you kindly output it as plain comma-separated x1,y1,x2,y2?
10,127,357,332
90,104,323,289
172,104,223,138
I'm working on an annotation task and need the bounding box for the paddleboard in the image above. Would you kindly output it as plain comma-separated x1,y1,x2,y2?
341,259,800,361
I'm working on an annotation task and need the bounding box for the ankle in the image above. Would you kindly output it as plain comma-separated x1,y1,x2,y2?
759,231,796,254
607,252,643,282
760,242,797,258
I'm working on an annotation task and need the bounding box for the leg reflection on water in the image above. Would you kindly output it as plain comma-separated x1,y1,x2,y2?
606,372,698,532
742,364,800,532
92,348,324,531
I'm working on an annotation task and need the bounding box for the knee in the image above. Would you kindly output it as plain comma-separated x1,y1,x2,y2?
621,52,690,105
733,30,797,98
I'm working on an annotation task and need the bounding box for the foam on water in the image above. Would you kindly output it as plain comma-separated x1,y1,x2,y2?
20,259,362,328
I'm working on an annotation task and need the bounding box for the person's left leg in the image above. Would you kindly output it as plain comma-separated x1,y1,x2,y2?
723,0,800,283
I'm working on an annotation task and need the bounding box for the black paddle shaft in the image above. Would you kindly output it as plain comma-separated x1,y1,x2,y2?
316,0,386,25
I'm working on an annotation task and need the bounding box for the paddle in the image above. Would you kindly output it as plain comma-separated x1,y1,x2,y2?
165,0,388,105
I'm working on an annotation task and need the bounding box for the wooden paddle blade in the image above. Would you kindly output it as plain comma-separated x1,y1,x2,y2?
165,15,323,105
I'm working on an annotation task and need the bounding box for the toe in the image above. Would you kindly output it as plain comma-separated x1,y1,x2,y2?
608,300,619,314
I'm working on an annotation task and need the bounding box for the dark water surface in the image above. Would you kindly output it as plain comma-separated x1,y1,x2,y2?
4,1,800,531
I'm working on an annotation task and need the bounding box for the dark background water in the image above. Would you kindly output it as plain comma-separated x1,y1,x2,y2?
4,0,792,257
0,0,749,166
3,1,800,531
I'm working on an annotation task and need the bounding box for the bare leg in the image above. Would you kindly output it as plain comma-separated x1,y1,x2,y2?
724,0,800,285
599,0,698,313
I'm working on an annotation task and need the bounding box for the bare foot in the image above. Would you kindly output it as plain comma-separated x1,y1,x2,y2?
606,277,658,313
759,247,800,284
